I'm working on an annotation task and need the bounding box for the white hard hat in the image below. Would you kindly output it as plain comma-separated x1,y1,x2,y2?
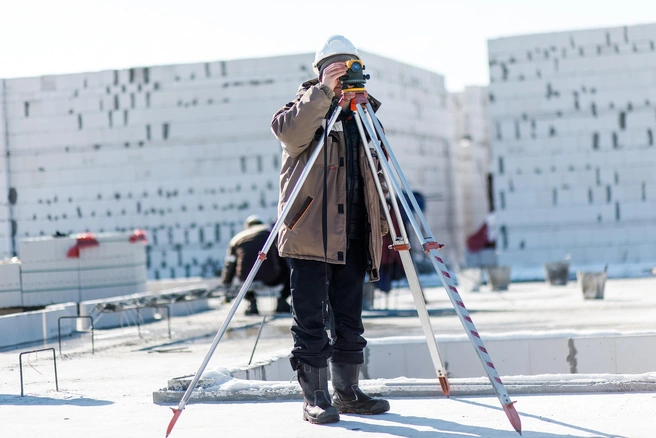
244,214,264,228
312,35,360,76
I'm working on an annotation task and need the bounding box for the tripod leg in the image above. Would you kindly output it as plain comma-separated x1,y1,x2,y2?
397,249,450,395
166,104,345,437
362,103,433,242
353,111,450,396
354,103,521,434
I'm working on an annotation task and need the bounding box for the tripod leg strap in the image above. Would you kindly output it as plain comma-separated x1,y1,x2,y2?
321,122,336,344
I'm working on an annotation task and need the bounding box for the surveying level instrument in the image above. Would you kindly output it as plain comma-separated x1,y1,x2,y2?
339,59,370,91
166,58,522,437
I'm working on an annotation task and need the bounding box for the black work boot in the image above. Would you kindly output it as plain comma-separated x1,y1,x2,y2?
297,364,340,424
244,291,259,315
330,363,390,415
275,296,291,314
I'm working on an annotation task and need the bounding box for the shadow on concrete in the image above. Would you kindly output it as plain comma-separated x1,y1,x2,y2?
451,397,626,438
0,394,114,406
361,308,497,319
326,411,593,438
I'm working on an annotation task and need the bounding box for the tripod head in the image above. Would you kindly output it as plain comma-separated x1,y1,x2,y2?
337,88,370,112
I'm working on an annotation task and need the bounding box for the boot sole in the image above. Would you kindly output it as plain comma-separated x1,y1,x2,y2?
336,408,388,415
303,412,340,424
335,401,390,416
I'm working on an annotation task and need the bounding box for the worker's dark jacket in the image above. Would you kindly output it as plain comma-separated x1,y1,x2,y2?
221,224,281,285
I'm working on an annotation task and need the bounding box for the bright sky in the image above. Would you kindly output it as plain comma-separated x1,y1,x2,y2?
2,1,656,92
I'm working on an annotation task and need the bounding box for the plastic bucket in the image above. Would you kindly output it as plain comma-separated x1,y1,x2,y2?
485,266,511,291
577,271,606,299
544,261,569,286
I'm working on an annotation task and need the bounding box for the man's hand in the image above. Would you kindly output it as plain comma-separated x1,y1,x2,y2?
320,62,348,91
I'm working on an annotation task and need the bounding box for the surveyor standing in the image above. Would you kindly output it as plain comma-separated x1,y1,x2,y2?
270,35,391,424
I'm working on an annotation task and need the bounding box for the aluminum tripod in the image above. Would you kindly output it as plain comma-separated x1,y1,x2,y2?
349,92,521,434
166,89,522,437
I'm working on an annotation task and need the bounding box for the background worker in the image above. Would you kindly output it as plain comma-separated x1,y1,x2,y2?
220,215,291,315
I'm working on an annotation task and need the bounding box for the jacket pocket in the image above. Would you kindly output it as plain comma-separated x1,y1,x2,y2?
285,196,314,230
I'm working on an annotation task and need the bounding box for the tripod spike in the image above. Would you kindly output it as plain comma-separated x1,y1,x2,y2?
166,408,182,437
438,376,450,397
503,402,522,434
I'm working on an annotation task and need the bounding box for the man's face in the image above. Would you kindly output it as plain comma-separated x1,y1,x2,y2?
332,74,343,97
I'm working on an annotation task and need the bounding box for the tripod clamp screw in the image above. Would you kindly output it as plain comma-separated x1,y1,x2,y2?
423,241,445,252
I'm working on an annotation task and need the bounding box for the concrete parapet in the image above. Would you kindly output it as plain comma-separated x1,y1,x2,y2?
152,372,656,404
0,284,214,348
197,331,656,382
364,332,656,378
0,302,77,348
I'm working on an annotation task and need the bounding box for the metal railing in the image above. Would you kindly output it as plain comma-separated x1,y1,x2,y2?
19,347,58,397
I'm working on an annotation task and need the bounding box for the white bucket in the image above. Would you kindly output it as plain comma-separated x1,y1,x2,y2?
485,266,511,291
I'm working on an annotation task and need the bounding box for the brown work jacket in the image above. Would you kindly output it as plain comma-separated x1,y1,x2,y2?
270,79,388,281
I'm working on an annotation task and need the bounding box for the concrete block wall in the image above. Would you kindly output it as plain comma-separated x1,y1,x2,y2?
451,139,492,266
452,86,492,147
450,86,493,266
488,24,656,271
0,52,453,278
0,80,12,258
0,259,21,307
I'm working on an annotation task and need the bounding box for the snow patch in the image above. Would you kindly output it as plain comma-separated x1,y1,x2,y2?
198,367,297,395
200,367,233,386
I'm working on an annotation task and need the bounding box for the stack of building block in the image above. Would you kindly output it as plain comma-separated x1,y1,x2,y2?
18,230,147,306
488,24,656,274
0,52,453,280
0,258,21,308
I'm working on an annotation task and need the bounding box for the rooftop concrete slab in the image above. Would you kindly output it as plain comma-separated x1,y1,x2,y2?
1,277,655,437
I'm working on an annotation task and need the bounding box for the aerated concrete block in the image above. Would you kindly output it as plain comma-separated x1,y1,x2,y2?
0,261,22,308
0,302,77,348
